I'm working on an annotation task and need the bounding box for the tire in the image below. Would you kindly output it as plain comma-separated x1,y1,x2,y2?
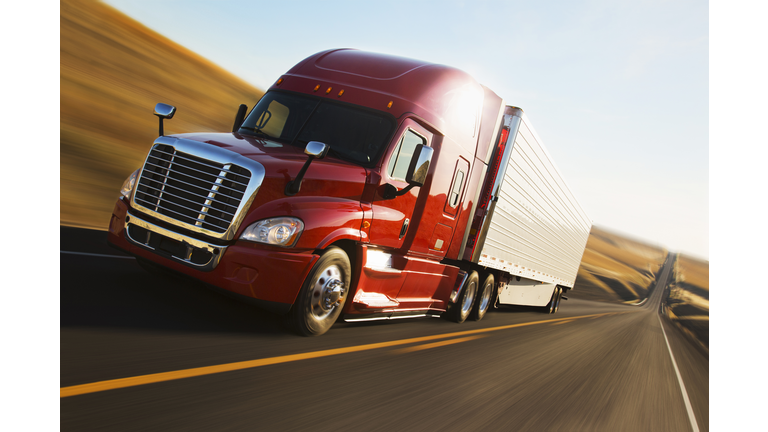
470,273,494,321
290,247,351,336
449,271,479,323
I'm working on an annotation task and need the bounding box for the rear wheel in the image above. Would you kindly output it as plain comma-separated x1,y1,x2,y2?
290,247,350,336
449,271,479,323
470,273,494,321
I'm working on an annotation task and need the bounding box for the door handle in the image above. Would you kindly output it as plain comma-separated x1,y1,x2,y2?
399,218,410,240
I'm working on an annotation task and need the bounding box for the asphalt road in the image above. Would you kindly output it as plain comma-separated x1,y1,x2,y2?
60,227,708,431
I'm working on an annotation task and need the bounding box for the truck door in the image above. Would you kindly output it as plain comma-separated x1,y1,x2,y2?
368,119,433,250
359,119,433,306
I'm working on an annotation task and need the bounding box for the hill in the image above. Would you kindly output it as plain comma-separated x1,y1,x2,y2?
571,226,668,303
61,0,264,229
664,253,709,351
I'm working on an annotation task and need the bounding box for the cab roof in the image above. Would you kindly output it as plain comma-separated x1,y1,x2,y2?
272,49,498,142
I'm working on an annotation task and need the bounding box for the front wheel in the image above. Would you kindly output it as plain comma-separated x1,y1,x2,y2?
290,247,351,336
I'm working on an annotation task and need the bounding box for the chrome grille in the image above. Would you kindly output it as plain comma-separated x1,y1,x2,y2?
134,144,252,233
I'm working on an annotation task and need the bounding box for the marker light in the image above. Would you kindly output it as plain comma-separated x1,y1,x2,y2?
240,217,304,247
387,101,393,109
326,87,333,94
338,89,345,97
120,169,139,199
314,85,320,92
276,78,284,86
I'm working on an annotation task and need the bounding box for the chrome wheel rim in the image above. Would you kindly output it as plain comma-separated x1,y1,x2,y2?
309,264,345,321
462,281,477,315
480,281,492,312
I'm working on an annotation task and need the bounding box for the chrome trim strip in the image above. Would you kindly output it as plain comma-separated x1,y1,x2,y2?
124,212,227,271
343,312,440,322
471,107,523,263
131,136,266,241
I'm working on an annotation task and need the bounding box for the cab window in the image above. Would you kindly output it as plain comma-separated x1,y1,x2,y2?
387,129,426,181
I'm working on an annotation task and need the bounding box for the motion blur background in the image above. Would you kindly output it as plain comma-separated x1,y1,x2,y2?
59,0,709,347
38,0,768,429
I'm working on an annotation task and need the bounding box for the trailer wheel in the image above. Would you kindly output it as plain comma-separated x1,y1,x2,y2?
470,274,494,321
290,247,350,336
449,271,479,323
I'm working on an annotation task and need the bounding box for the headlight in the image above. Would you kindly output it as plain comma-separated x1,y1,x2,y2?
120,169,139,199
240,217,304,247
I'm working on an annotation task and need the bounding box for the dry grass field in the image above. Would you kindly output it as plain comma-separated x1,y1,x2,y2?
665,253,709,351
61,0,264,230
571,226,668,303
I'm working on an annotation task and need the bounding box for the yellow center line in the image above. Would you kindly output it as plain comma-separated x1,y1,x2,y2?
394,335,487,354
60,312,617,398
550,320,576,326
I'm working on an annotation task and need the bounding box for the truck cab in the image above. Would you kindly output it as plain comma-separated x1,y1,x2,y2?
107,49,587,337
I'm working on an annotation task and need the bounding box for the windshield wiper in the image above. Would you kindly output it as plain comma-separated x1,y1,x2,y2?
239,126,273,139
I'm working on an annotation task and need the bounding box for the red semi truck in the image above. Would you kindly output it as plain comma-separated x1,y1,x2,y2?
107,49,591,336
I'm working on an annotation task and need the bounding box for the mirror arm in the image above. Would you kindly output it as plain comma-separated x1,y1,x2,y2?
285,157,315,196
285,141,329,196
153,103,176,137
383,183,416,200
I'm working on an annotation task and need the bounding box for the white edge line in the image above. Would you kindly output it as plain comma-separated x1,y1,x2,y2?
657,314,700,432
61,251,135,259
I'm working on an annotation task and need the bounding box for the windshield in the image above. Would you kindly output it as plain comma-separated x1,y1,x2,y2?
239,91,395,166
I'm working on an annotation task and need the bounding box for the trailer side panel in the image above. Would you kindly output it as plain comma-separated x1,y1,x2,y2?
477,111,591,288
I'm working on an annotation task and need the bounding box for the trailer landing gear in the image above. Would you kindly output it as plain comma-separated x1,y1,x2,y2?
544,286,563,314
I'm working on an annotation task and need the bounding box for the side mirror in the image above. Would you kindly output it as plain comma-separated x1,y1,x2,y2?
285,141,329,196
383,144,433,199
154,103,177,136
405,145,433,187
304,141,330,158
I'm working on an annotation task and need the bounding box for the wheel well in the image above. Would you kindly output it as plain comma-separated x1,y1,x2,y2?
318,240,357,263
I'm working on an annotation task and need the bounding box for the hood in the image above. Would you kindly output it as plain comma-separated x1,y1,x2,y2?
171,131,306,159
165,132,370,214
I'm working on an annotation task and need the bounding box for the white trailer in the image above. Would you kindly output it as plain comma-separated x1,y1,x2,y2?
472,106,591,311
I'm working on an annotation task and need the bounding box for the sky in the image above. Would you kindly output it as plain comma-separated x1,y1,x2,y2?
100,0,710,260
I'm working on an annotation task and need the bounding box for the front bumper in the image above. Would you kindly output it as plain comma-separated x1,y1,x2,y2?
107,198,319,308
